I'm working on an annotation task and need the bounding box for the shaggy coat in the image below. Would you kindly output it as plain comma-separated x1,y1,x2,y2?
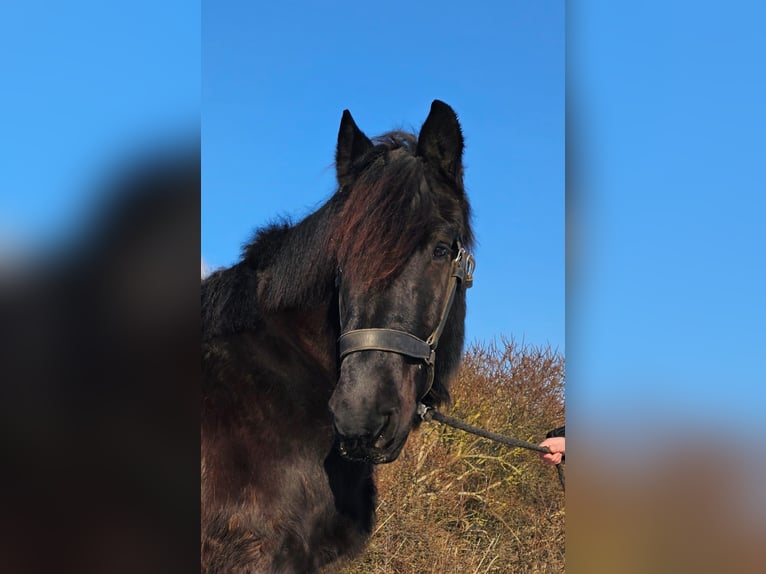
202,101,472,573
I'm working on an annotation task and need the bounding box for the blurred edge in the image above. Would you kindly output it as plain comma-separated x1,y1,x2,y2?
0,142,201,574
567,1,766,573
0,1,201,572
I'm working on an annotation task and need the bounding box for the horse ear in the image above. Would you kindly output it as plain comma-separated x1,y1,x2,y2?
336,110,373,187
417,100,464,179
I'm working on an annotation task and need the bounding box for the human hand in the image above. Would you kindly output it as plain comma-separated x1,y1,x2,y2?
539,436,565,466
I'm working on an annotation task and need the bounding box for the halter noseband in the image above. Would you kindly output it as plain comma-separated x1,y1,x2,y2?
338,243,475,401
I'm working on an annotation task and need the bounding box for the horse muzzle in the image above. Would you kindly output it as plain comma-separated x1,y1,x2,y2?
335,432,406,464
329,359,418,463
330,403,407,463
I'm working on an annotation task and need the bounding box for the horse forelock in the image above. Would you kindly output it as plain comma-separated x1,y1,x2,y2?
333,131,471,291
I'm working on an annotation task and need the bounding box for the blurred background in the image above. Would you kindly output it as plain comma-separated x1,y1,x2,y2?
568,1,766,572
1,1,200,572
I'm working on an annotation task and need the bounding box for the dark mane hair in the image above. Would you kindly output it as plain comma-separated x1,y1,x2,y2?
333,131,472,291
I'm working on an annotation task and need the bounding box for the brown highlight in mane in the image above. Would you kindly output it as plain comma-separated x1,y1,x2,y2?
332,132,468,291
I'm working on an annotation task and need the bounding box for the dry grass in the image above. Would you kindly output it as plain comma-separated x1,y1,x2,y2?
332,338,565,573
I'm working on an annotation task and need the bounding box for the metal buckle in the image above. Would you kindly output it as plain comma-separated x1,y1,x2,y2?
463,252,475,288
452,247,475,288
416,402,432,421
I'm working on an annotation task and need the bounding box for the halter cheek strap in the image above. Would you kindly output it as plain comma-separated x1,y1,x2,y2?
338,244,475,401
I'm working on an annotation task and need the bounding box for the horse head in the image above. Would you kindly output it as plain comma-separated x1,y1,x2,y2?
329,100,474,464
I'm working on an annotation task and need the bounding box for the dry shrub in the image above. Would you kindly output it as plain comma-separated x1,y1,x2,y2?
332,338,565,574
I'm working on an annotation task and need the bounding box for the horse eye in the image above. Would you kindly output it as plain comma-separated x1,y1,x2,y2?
432,244,450,259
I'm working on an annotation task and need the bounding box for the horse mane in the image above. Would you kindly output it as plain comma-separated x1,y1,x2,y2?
202,212,335,340
332,131,473,291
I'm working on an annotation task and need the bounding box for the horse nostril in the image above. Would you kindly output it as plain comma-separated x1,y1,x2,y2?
375,414,390,439
373,413,395,447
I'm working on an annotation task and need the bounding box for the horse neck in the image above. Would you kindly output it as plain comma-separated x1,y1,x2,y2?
202,200,341,344
255,203,338,313
251,203,340,376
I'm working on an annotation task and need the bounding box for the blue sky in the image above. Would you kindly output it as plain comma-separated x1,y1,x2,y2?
202,1,565,351
0,0,199,252
569,2,766,438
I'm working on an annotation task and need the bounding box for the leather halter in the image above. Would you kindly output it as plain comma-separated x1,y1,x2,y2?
338,243,475,401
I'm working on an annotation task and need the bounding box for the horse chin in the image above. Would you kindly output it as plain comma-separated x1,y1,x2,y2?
337,434,408,465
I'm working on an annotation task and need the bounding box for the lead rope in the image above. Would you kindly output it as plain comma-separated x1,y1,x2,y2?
418,404,565,491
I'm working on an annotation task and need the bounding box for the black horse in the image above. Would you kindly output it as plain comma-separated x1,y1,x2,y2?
202,100,474,573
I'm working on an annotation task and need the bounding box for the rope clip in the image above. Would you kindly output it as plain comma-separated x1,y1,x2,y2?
416,402,433,422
